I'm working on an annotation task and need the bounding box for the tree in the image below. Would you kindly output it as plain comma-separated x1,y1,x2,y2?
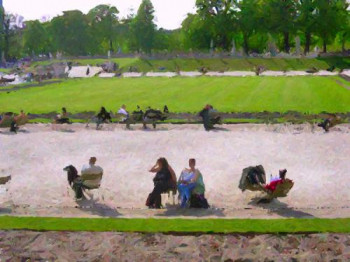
265,0,298,53
315,0,348,53
195,0,236,50
23,20,48,56
130,0,156,53
236,0,264,55
338,14,350,52
297,0,317,54
87,5,119,53
181,13,213,50
50,10,91,56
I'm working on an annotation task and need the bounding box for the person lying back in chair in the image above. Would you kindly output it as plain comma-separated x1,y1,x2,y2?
73,157,103,200
263,169,288,193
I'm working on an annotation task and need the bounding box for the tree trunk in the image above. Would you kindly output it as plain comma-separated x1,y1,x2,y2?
304,32,311,55
243,34,249,56
323,38,327,53
109,39,113,52
341,33,346,52
283,31,290,53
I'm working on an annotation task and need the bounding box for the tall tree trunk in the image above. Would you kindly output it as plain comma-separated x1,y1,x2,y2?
109,39,113,52
243,33,249,56
4,19,9,61
304,32,311,55
341,33,346,52
323,38,327,53
283,31,290,53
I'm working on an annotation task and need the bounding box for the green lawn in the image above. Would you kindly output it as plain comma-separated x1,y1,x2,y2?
30,57,350,72
0,216,349,233
0,76,349,114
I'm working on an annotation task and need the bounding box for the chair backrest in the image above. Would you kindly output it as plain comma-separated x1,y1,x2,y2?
270,179,294,198
16,115,28,126
0,116,14,128
81,173,102,181
81,173,103,189
115,113,128,121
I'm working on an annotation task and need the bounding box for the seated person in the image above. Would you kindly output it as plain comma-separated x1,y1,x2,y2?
72,157,103,200
55,107,70,124
146,158,176,209
178,159,199,208
163,105,169,114
318,114,341,132
189,160,209,208
117,104,129,121
131,105,144,121
14,110,28,125
96,106,112,128
247,165,266,185
199,104,211,131
264,169,288,193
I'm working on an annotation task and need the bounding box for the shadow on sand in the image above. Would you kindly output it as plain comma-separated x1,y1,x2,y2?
248,197,314,218
155,204,225,217
212,126,230,132
75,197,121,217
0,207,12,215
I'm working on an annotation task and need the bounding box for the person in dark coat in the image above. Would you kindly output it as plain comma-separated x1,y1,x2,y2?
199,104,212,131
146,158,177,209
96,106,112,129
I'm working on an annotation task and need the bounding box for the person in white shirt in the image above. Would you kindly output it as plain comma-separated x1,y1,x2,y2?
117,104,129,121
73,157,103,200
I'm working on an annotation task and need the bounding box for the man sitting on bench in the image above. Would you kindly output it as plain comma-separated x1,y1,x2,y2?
73,157,103,200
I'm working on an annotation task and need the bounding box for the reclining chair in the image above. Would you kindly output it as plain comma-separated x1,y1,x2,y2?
239,166,293,203
80,172,103,200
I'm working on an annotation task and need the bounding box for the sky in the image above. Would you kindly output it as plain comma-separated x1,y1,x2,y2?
3,0,197,30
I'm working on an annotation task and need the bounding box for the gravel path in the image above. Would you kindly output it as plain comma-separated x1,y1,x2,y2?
1,231,349,261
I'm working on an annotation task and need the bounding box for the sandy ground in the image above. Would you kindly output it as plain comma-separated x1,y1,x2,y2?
0,123,349,218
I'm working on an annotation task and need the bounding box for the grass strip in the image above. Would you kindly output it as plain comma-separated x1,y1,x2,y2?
0,217,349,233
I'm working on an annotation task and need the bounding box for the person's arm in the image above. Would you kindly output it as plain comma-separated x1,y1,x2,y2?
190,169,200,183
149,164,160,173
178,170,186,184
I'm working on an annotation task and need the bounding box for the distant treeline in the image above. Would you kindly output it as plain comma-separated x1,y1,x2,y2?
1,0,349,60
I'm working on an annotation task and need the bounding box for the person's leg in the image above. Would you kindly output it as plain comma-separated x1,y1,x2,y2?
10,121,17,133
147,183,166,208
183,183,196,207
72,181,84,199
178,184,187,208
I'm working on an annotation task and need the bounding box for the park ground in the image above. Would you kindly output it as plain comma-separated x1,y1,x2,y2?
1,58,350,260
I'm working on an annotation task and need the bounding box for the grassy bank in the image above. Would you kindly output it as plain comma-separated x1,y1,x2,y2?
0,76,349,114
0,216,349,233
29,57,350,72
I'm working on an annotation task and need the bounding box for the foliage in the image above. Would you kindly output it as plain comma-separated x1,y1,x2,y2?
130,0,156,53
50,10,91,56
23,20,49,56
1,0,350,58
87,4,119,54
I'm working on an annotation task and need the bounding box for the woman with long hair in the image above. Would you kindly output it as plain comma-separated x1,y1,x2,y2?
146,157,176,209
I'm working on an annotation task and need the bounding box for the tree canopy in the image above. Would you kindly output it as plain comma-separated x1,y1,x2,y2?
0,0,349,59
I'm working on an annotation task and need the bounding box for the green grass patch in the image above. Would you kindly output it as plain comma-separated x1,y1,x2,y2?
0,216,349,233
0,68,12,74
1,76,349,114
